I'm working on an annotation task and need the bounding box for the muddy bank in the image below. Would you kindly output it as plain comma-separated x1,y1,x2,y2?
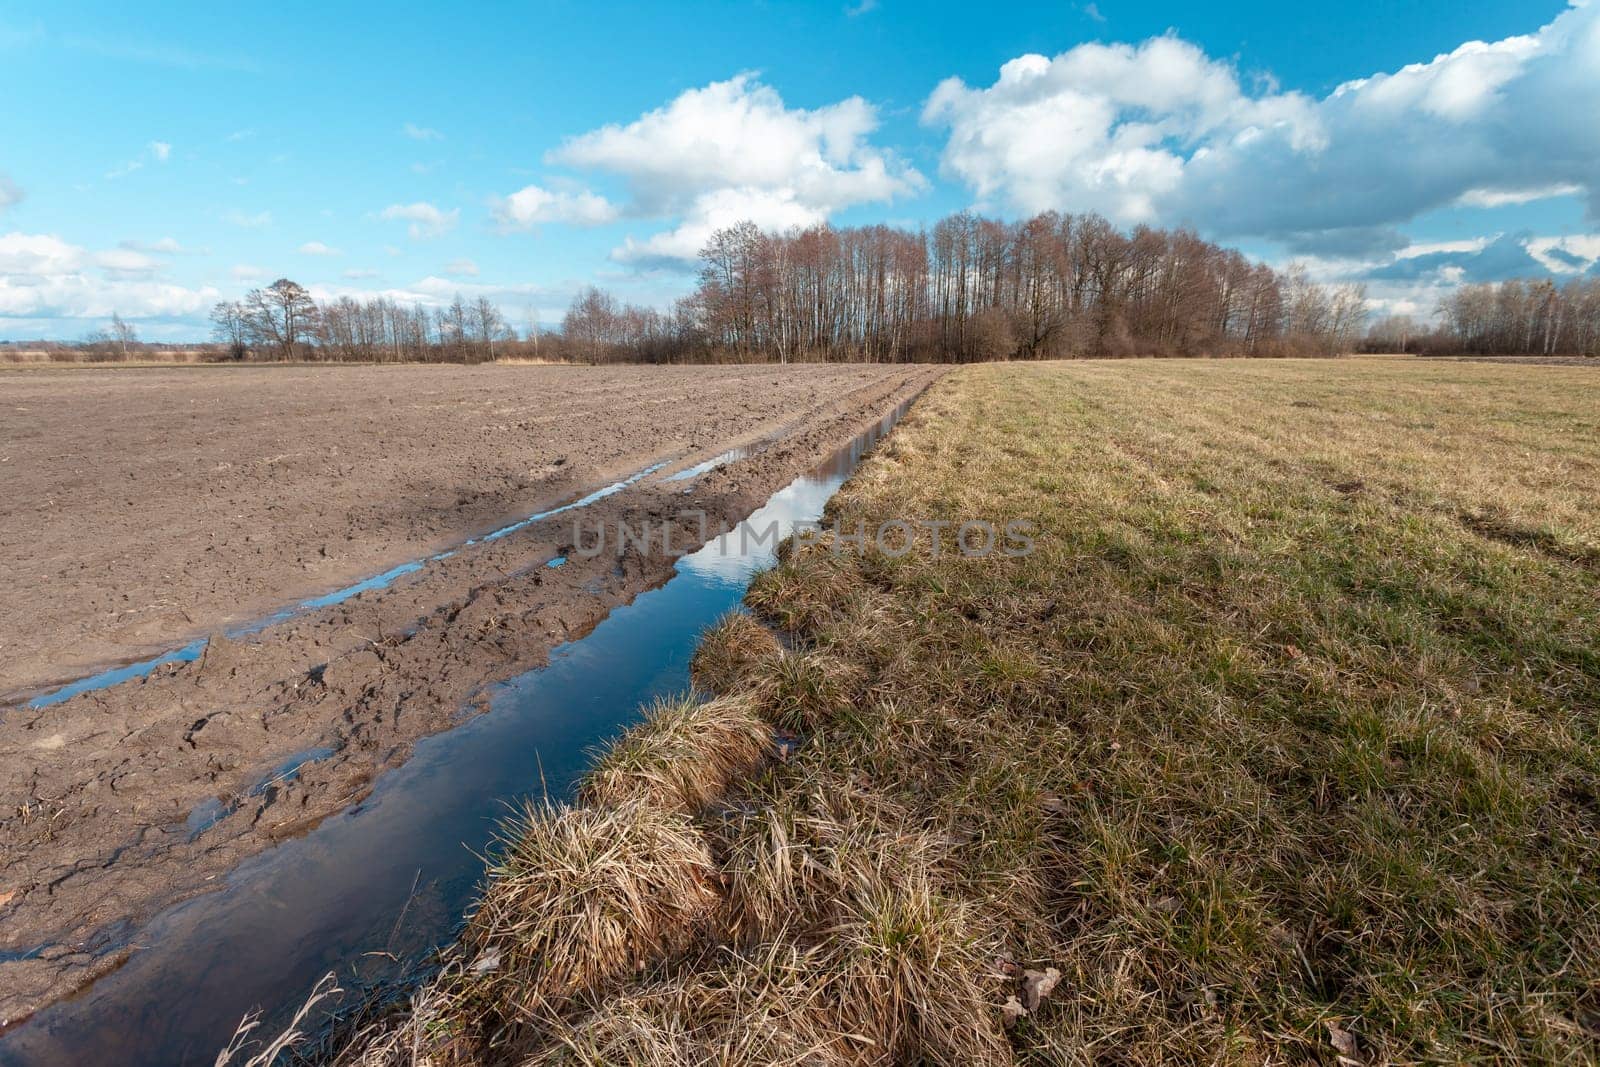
0,364,942,1025
0,362,925,698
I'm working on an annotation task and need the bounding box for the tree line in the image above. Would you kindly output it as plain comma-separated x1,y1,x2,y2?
30,213,1597,364
1358,278,1600,357
208,280,519,362
561,212,1370,362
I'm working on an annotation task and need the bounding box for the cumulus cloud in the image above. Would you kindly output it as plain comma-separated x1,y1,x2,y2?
492,184,619,230
923,2,1600,255
612,186,830,265
298,240,341,256
924,38,1322,224
0,231,218,322
512,73,921,264
380,201,458,239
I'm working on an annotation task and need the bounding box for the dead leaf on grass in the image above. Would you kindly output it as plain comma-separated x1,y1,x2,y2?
1021,966,1062,1012
1326,1020,1363,1065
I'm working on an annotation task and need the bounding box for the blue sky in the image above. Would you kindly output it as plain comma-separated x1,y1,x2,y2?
1,0,1596,340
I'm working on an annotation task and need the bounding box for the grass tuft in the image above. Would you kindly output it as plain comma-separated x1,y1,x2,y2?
689,611,784,694
463,800,719,1019
580,694,771,814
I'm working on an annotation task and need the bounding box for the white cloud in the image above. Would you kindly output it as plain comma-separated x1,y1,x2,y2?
402,122,443,141
1455,183,1583,209
530,73,921,264
923,37,1322,225
0,232,84,276
492,184,620,230
1526,234,1600,274
443,258,480,277
924,2,1600,255
612,186,828,264
380,201,458,239
106,140,173,180
120,236,197,255
93,248,162,277
224,210,272,229
231,264,265,281
298,240,341,256
303,276,577,321
0,231,218,322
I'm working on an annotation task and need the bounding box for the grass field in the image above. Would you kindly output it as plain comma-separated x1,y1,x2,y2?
312,358,1600,1065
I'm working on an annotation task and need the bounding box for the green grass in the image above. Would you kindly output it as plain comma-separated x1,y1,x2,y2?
313,358,1600,1066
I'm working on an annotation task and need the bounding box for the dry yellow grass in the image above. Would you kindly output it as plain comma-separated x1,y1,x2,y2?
277,357,1599,1066
688,611,784,694
579,694,771,813
463,800,720,1019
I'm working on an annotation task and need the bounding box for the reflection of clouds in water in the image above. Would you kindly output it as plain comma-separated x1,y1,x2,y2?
678,474,843,585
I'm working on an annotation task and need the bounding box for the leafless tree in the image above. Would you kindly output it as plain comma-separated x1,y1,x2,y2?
210,301,249,359
109,312,137,359
243,279,317,360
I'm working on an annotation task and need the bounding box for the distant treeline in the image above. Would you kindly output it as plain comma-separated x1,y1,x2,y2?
1361,278,1600,358
188,213,1371,365
18,214,1598,364
562,213,1369,362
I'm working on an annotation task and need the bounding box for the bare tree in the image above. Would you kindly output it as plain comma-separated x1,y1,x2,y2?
469,296,509,361
243,279,317,360
109,312,138,359
209,301,249,359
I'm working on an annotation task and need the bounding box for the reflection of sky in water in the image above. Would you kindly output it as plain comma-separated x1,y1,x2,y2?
678,472,843,585
662,446,752,483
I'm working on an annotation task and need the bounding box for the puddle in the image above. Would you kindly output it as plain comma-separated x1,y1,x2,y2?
21,462,669,710
182,746,341,842
23,639,209,710
0,400,913,1067
661,445,755,483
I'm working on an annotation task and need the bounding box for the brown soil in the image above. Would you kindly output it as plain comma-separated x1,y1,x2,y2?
0,361,942,1026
